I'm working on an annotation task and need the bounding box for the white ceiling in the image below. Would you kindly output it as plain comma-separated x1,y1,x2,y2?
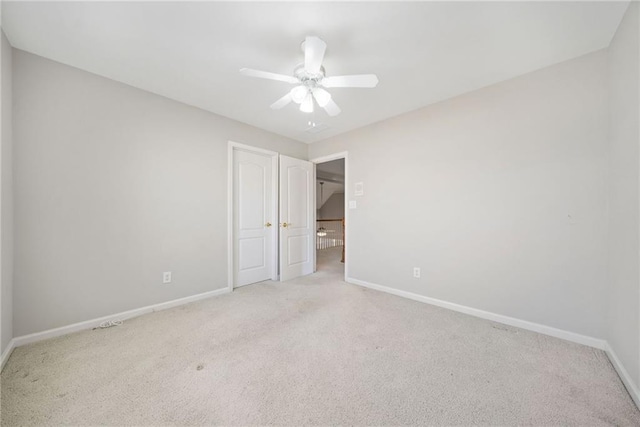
1,1,629,144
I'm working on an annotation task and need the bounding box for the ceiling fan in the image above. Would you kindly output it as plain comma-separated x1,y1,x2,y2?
240,36,379,117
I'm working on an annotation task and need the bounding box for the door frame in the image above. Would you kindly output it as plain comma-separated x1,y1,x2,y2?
227,141,279,291
310,151,349,282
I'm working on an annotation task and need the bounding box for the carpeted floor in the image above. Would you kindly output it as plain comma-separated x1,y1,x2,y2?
1,246,639,426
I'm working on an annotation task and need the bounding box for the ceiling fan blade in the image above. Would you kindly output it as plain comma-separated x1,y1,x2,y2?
312,87,331,107
322,74,379,88
323,98,341,117
270,93,293,110
304,36,326,74
240,68,298,84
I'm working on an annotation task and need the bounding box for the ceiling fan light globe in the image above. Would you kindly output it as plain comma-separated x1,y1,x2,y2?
300,94,314,113
290,86,308,104
312,88,332,107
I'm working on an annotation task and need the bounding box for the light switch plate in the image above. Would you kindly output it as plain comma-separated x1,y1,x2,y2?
349,200,357,209
355,182,364,196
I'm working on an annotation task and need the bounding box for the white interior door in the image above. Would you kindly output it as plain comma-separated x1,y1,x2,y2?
279,155,314,281
233,149,276,287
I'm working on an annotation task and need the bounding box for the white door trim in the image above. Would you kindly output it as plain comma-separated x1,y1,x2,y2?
228,141,278,291
310,151,349,282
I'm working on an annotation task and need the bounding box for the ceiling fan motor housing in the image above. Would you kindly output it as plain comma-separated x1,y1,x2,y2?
294,64,326,88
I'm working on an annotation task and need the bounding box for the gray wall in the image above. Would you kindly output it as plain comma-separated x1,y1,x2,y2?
607,2,640,392
1,31,13,354
13,50,306,336
320,192,344,220
310,50,610,339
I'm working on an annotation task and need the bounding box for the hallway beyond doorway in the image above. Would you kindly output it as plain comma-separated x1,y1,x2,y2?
317,246,344,275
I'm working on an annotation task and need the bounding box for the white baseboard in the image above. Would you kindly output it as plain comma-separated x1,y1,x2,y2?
605,343,640,409
11,287,231,349
346,277,607,350
0,338,16,372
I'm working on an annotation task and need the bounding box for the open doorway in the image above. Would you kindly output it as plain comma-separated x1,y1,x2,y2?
314,157,345,276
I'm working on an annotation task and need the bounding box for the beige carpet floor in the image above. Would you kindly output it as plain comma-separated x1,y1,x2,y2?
1,246,639,426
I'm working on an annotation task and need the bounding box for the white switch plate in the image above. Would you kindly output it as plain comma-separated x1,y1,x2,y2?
163,272,172,284
413,267,421,278
349,200,357,209
355,182,364,196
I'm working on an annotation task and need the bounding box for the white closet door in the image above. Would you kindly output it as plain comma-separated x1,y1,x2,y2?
279,155,314,281
233,149,275,287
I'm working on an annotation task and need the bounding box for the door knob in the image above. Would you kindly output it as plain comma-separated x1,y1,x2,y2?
265,222,272,227
281,222,289,228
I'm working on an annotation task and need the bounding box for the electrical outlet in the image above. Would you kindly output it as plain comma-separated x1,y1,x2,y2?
413,267,421,279
163,272,172,284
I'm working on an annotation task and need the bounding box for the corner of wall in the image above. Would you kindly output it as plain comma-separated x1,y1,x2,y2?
605,0,640,400
0,28,14,359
